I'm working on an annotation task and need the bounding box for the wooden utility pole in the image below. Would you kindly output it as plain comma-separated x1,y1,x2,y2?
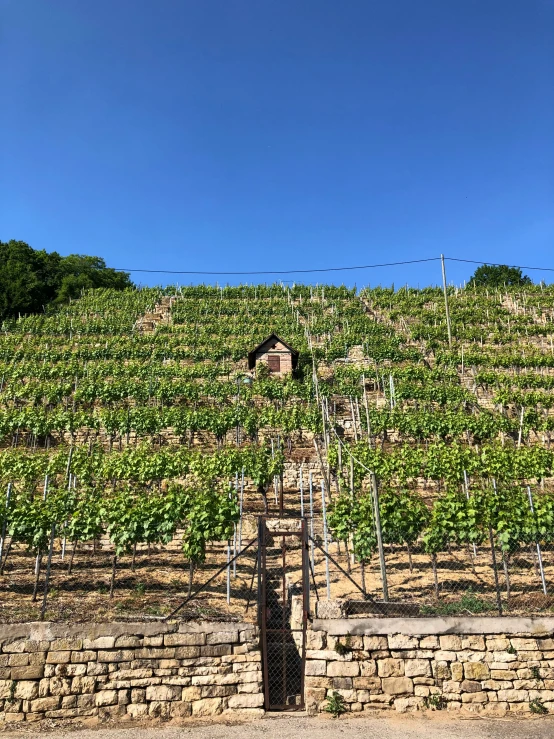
441,254,453,348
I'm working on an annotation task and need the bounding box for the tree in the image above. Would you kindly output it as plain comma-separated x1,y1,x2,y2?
468,264,532,288
0,240,133,320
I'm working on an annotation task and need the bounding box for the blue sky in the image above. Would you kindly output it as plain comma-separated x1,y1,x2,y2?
2,0,553,288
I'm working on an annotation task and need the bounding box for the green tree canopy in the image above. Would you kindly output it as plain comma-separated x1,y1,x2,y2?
468,264,532,288
0,240,133,320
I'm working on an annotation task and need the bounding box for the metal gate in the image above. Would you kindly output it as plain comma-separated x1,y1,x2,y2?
258,517,308,711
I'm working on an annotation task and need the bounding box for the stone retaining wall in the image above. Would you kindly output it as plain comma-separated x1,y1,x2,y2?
0,621,263,724
307,617,554,715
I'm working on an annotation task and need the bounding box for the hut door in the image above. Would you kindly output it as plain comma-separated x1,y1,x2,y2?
268,355,280,373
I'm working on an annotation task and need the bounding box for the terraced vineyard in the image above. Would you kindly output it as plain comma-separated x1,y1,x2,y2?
2,282,554,622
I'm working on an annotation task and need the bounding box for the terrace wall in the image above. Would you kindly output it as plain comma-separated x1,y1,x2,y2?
306,616,554,715
0,621,263,724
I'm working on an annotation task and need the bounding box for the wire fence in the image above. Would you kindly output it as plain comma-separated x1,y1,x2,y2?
0,509,552,623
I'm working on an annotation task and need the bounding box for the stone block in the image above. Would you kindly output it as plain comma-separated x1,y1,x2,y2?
170,701,192,718
451,663,463,681
127,703,148,718
4,712,25,722
461,680,482,692
327,661,359,677
510,638,538,651
52,639,82,651
432,662,451,680
181,686,202,701
206,631,238,645
363,636,389,651
486,638,510,652
191,697,223,716
30,696,60,712
359,660,377,677
305,676,332,689
497,689,529,702
97,650,134,663
464,663,490,680
174,646,201,659
305,631,325,650
439,636,462,651
329,688,357,703
435,651,456,662
462,691,488,703
9,653,29,666
200,645,232,657
461,636,485,651
165,633,206,647
62,695,77,708
11,666,44,680
394,696,426,712
378,658,404,677
201,685,235,698
87,662,108,676
14,681,38,700
145,685,181,702
227,693,264,708
143,635,163,647
49,677,72,696
353,677,380,690
131,688,145,703
46,651,71,664
77,694,95,709
381,677,413,695
419,636,439,649
405,660,431,678
305,660,326,676
71,650,96,663
2,640,27,653
83,637,115,650
114,635,142,649
148,700,171,719
332,678,353,689
95,690,117,706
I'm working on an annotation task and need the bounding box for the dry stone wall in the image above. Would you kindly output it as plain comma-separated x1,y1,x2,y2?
0,621,263,725
307,618,554,715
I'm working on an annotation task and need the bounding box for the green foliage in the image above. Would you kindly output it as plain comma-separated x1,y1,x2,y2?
468,264,532,288
421,589,497,615
529,698,548,714
0,240,133,320
325,691,347,717
426,694,447,710
379,488,429,547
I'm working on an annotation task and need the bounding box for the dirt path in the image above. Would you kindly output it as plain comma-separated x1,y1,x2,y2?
4,713,554,739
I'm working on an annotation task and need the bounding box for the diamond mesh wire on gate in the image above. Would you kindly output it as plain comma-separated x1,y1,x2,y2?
262,526,305,710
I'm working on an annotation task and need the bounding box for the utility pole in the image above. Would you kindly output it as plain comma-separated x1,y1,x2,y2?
441,254,453,348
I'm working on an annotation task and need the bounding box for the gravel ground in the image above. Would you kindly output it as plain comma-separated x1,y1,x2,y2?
3,713,554,739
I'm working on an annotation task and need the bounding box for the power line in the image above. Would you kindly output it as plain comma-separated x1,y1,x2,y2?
114,257,440,276
113,255,554,277
446,258,554,273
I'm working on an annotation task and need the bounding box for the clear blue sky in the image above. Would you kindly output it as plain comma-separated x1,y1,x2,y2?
2,0,553,287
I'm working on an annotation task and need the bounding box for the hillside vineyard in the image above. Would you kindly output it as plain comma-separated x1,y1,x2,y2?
2,282,554,621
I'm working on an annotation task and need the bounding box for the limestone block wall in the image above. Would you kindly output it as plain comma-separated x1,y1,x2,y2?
306,617,554,715
0,621,263,725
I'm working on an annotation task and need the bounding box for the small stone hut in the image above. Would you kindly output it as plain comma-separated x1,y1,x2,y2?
247,333,299,375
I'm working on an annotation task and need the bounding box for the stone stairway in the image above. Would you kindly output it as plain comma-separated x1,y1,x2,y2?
135,295,178,333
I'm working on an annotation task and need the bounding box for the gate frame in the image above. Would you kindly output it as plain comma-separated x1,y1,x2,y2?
258,515,309,711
